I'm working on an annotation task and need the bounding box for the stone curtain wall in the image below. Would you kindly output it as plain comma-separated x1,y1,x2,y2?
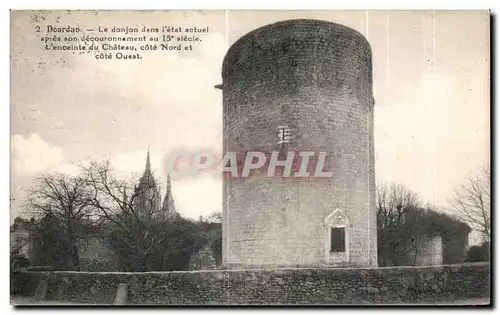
16,263,490,305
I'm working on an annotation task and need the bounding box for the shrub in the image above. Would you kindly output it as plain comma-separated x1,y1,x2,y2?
466,241,490,262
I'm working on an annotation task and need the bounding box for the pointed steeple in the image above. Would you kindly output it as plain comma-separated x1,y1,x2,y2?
134,148,162,218
145,147,151,173
138,148,155,187
162,172,178,220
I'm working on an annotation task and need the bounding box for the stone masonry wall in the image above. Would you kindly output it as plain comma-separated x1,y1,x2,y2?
222,19,377,267
16,263,490,305
413,235,443,266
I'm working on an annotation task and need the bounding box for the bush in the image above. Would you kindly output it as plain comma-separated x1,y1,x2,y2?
466,242,490,262
10,271,38,296
11,256,30,270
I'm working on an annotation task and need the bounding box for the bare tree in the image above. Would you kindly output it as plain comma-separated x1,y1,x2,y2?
24,172,100,269
451,166,490,241
81,160,172,271
376,183,423,266
376,183,421,229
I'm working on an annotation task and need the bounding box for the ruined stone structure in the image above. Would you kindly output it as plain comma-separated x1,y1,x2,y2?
413,235,444,266
408,228,469,267
10,217,33,264
220,19,377,268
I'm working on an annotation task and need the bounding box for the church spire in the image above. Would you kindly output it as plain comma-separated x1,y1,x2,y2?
138,148,156,189
146,147,151,172
135,148,161,218
162,172,178,220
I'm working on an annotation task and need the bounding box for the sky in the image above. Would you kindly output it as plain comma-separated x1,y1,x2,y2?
10,10,490,239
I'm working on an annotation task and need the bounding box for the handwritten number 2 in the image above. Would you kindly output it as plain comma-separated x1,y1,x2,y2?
36,26,40,32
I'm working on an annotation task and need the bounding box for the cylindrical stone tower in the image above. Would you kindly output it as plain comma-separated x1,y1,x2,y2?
220,19,377,268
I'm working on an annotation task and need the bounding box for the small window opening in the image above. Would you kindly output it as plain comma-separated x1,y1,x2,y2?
277,125,292,145
330,227,346,253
